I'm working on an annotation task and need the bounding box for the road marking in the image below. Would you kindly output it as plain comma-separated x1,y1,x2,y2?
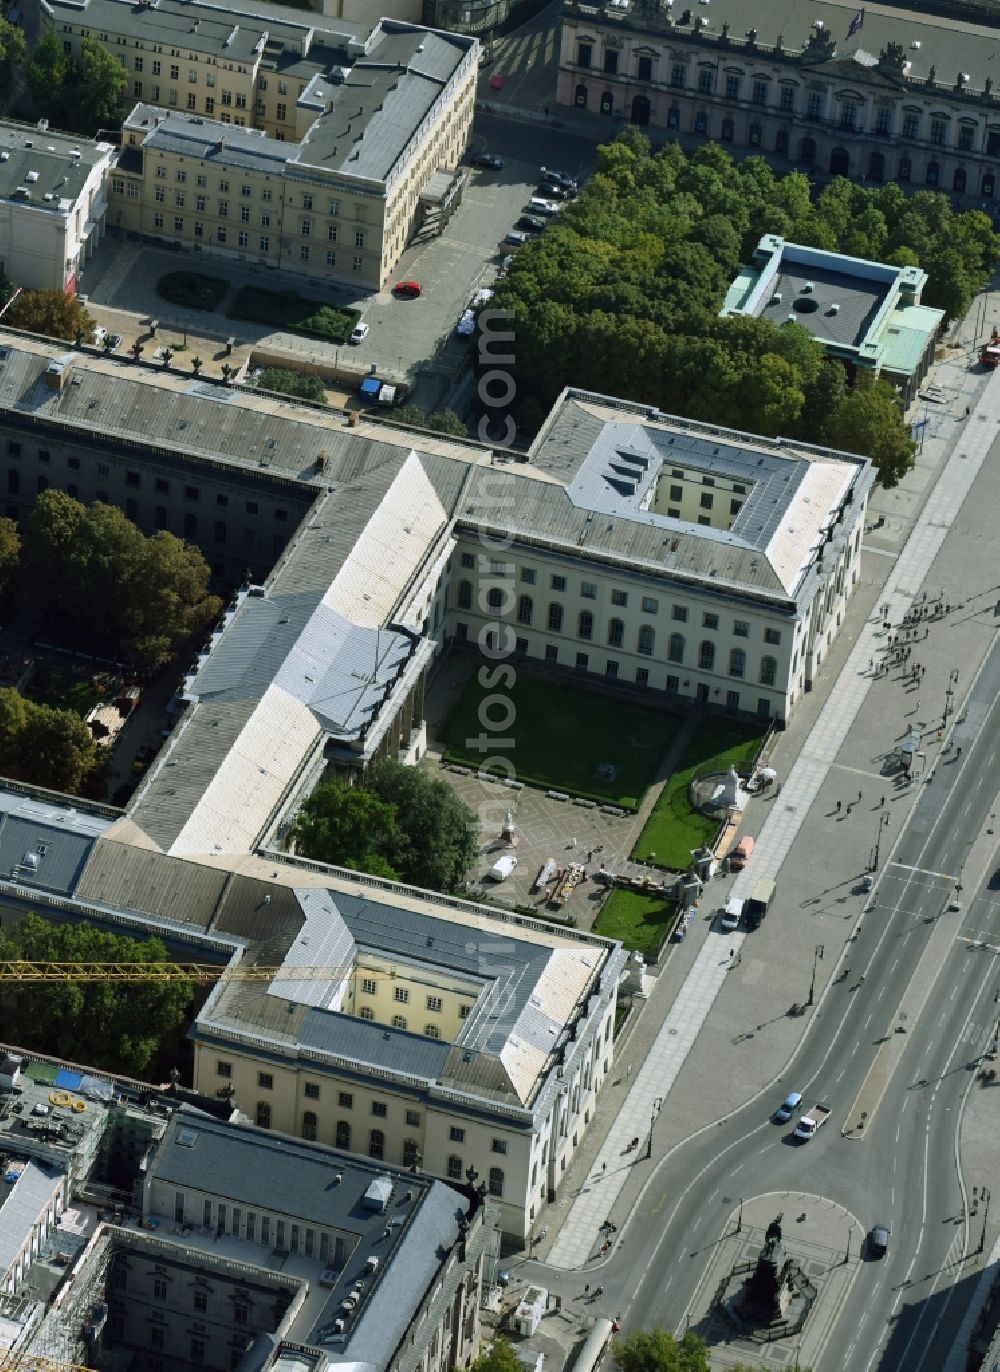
891,863,957,880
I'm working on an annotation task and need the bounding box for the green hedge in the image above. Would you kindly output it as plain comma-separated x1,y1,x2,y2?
229,287,359,343
156,271,229,311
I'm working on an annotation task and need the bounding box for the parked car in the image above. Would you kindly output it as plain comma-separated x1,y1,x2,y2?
528,198,561,217
92,325,108,345
349,320,370,344
538,182,572,200
869,1223,890,1258
393,279,422,298
773,1091,802,1124
473,152,503,170
540,166,577,189
718,898,742,933
504,230,528,246
516,214,545,232
107,333,123,353
455,308,476,337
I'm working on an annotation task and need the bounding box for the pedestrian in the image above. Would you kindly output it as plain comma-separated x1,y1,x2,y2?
626,1064,632,1078
730,947,735,959
858,790,863,803
836,800,842,813
602,1161,607,1174
584,1283,590,1294
880,795,886,808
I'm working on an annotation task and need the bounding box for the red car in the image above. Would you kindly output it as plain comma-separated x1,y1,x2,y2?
394,279,422,298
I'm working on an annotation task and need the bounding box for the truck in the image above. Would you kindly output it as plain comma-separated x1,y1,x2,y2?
981,329,1000,368
358,376,397,406
744,877,776,930
793,1103,831,1141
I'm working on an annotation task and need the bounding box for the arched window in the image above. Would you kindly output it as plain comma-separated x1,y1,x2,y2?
214,520,227,545
954,168,967,192
6,470,18,495
489,1167,505,1197
403,1139,420,1167
721,117,734,142
256,1102,271,1129
154,505,167,529
982,173,995,197
302,1111,317,1141
694,109,708,134
425,1024,441,1039
548,603,563,632
775,128,789,155
637,625,655,656
600,90,614,116
183,513,197,539
667,104,680,129
517,594,533,625
798,136,816,165
391,1014,407,1030
578,610,593,641
457,579,472,609
869,151,884,182
607,618,624,648
336,1120,351,1149
748,121,762,146
729,648,746,678
926,161,940,185
447,1154,462,1179
698,641,715,671
759,655,778,687
668,633,685,664
369,1129,385,1160
898,157,911,182
575,83,588,109
486,586,503,611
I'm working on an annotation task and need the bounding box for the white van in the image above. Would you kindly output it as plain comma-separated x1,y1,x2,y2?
528,198,560,217
489,855,518,882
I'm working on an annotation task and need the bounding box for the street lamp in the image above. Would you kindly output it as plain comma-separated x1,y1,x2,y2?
807,944,824,1007
646,1096,663,1160
979,1187,991,1255
873,813,890,870
844,1225,854,1265
736,1197,744,1234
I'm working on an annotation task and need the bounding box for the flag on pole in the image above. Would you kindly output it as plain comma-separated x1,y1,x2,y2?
846,8,865,37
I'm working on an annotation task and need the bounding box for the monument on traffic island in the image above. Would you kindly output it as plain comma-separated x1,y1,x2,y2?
711,1209,817,1343
738,1214,793,1323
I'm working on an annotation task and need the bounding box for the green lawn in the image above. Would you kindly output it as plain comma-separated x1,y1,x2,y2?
157,271,229,311
593,888,674,958
632,718,766,869
229,287,359,343
440,674,680,808
24,666,104,717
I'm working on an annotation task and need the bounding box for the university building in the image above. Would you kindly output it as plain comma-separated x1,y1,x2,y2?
557,0,1000,198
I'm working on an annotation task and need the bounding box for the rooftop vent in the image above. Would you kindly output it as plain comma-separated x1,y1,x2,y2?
771,291,782,304
827,302,841,315
801,280,814,293
910,39,921,48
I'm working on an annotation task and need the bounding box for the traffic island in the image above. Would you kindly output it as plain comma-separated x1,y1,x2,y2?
683,1194,861,1368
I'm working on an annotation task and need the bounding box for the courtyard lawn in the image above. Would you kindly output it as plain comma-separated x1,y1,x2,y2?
439,674,680,809
632,718,766,870
593,888,674,958
228,287,359,343
23,665,104,717
156,271,229,312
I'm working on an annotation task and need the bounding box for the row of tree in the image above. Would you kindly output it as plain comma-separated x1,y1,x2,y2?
0,913,193,1075
293,759,477,894
0,26,127,137
0,685,98,793
489,132,1000,485
21,490,222,671
477,1330,808,1372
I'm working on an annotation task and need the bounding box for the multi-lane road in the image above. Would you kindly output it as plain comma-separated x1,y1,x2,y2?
531,633,1000,1369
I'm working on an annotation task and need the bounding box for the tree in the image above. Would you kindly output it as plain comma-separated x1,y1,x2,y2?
258,367,327,405
824,372,916,487
65,39,126,136
4,288,96,342
369,760,477,894
17,699,97,793
26,31,69,120
0,16,26,98
294,778,400,879
394,404,468,437
0,516,21,598
0,913,193,1075
124,529,222,670
470,1339,525,1372
612,1328,710,1372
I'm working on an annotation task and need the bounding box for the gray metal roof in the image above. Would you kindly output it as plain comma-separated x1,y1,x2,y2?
128,106,295,178
75,834,229,928
295,27,474,183
752,261,889,348
0,1159,61,1279
148,1106,466,1365
0,786,113,895
0,122,110,209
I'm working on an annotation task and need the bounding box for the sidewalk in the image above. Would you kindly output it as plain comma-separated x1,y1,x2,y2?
542,357,1000,1269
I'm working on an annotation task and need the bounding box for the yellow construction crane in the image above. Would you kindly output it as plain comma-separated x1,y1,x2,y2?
0,961,358,984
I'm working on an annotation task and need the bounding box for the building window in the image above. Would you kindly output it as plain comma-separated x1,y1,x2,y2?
575,651,589,670
548,603,563,632
607,618,624,648
903,112,919,139
668,632,685,664
425,1024,441,1038
256,1102,271,1128
807,91,823,120
637,55,652,81
392,1014,407,1029
353,255,363,272
304,1081,320,1100
336,1121,351,1148
700,492,714,510
577,41,592,68
258,1072,273,1089
840,101,857,130
603,47,618,75
151,1328,165,1350
733,619,749,638
729,648,746,678
217,1060,232,1077
338,1091,353,1107
578,610,593,640
427,995,443,1012
752,79,767,105
637,625,655,656
492,1138,507,1154
764,627,782,646
447,1154,462,1179
153,1277,167,1300
641,596,658,614
405,1110,421,1127
610,589,627,607
394,987,409,1004
959,124,975,151
875,106,891,133
699,641,715,671
361,976,377,994
371,1101,387,1117
457,580,472,609
930,118,947,146
606,659,619,679
369,1130,385,1160
672,605,688,622
703,612,718,630
360,1006,374,1020
520,567,536,585
193,1289,208,1313
489,1167,505,1197
725,74,740,100
698,68,714,94
551,574,566,591
670,62,685,88
779,85,795,111
759,655,778,686
239,231,248,247
517,594,533,625
449,1125,465,1143
580,580,597,599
